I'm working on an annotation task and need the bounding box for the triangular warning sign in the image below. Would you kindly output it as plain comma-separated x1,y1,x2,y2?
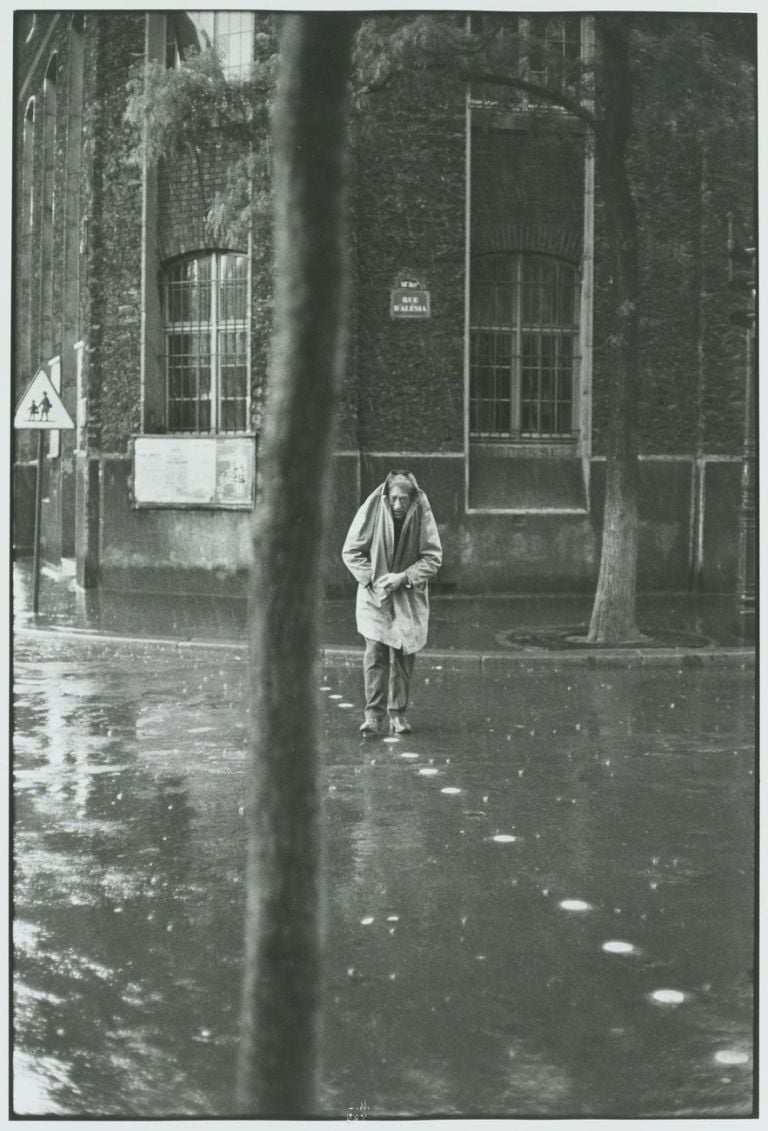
14,368,75,430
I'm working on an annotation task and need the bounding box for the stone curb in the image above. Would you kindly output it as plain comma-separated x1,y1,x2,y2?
16,625,755,669
14,625,246,651
321,645,755,670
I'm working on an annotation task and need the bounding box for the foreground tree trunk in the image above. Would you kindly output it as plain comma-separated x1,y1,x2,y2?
237,14,356,1115
587,17,642,644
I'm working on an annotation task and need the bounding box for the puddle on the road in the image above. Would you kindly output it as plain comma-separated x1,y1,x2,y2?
602,940,635,954
650,989,687,1005
328,694,343,700
489,834,517,843
440,787,461,795
360,916,374,925
337,702,355,709
559,899,592,912
417,768,439,776
399,752,419,759
715,1050,750,1066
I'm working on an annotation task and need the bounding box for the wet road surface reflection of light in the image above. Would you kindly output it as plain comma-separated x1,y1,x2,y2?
13,636,754,1119
715,1050,750,1065
650,989,687,1005
602,940,636,955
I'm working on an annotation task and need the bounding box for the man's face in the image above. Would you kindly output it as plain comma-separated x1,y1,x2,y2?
388,486,412,518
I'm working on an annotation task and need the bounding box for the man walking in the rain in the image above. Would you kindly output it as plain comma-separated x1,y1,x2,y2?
342,469,442,736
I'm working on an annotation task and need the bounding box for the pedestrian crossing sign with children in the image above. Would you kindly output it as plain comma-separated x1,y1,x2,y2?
14,368,74,430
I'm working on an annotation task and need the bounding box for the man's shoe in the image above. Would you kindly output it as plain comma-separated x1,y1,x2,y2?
390,715,413,735
359,712,383,736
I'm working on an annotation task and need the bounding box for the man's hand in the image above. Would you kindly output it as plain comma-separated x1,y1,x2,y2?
378,571,407,594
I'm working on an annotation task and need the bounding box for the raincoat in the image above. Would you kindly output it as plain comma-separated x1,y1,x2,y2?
341,476,443,655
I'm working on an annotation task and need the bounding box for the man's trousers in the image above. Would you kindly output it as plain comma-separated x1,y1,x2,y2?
363,638,415,717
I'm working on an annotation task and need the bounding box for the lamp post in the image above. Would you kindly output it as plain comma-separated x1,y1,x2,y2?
727,214,756,636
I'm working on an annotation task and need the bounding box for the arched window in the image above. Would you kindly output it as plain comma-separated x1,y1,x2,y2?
19,98,36,381
162,251,249,433
41,54,58,359
22,98,35,229
64,16,84,346
470,254,579,439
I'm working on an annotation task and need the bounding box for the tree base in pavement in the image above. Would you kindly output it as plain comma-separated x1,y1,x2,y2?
494,626,712,650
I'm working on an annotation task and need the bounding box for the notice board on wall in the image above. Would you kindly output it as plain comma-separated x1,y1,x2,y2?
132,435,255,508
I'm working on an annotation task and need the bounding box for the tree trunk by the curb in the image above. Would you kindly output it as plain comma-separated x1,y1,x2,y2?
237,14,356,1115
587,17,642,645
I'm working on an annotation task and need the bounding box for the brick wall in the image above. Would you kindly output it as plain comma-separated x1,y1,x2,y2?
471,119,585,258
157,146,236,260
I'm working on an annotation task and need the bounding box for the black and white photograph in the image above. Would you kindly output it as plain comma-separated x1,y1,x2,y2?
8,3,758,1121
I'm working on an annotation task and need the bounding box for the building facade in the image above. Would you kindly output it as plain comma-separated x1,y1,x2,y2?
12,11,756,596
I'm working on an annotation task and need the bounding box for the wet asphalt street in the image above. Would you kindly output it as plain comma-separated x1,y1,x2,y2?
12,631,755,1118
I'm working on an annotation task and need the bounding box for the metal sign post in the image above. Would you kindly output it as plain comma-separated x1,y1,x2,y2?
14,368,75,614
31,431,45,613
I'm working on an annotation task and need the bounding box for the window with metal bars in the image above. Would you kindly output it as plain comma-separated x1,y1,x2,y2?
470,254,579,440
468,14,582,110
525,16,581,90
166,11,254,81
162,252,249,433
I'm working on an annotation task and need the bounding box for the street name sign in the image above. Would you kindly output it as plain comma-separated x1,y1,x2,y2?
14,368,74,430
390,274,430,319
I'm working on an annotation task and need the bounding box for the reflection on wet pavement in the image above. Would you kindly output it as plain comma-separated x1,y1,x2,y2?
13,635,754,1117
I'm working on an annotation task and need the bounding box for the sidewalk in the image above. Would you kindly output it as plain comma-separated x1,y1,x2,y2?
13,559,755,668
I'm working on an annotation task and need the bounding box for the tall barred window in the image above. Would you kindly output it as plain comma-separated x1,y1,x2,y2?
162,252,249,433
470,254,579,440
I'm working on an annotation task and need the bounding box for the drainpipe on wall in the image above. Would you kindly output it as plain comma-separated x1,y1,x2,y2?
579,16,596,513
689,133,708,593
688,456,706,593
463,85,470,513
